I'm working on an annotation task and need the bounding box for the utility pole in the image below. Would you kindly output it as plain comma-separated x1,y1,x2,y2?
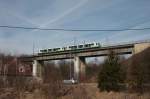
33,41,35,56
105,36,110,46
69,53,72,80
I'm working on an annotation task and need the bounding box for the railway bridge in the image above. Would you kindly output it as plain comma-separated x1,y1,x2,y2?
22,42,150,81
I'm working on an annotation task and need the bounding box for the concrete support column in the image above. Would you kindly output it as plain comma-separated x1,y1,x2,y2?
74,57,80,80
33,60,44,80
79,57,86,81
33,60,38,77
74,56,86,81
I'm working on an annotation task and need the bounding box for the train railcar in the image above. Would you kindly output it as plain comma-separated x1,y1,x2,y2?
38,42,101,54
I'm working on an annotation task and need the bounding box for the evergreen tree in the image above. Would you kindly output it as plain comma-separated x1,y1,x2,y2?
97,50,122,92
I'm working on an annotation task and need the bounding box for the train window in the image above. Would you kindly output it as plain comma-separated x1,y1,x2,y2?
40,50,43,52
48,49,52,52
62,47,67,51
84,44,88,47
96,43,101,46
69,46,77,49
40,49,47,53
53,48,60,51
90,43,94,46
84,44,90,48
78,45,84,48
43,50,47,52
89,43,94,47
74,46,77,49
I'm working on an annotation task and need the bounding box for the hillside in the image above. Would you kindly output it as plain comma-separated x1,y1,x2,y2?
86,47,150,83
123,47,150,65
122,47,150,83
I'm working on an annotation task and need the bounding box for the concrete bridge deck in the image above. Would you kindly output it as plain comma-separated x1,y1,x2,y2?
22,43,134,61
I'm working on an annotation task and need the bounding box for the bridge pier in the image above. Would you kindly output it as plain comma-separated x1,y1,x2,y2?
32,60,44,81
133,43,150,54
74,56,86,81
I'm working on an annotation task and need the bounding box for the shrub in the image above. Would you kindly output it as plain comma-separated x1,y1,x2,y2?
97,50,123,92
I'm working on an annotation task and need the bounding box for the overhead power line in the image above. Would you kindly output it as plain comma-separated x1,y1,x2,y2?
0,25,150,31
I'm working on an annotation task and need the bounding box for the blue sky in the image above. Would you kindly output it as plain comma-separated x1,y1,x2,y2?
0,0,150,54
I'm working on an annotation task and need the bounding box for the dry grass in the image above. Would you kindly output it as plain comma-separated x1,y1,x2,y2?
0,82,149,99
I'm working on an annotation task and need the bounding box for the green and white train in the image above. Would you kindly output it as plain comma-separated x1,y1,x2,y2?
39,42,101,54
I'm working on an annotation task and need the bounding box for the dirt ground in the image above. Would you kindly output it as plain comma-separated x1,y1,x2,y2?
0,83,150,99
